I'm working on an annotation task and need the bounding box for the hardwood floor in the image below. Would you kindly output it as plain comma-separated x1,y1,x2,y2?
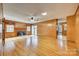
0,35,79,56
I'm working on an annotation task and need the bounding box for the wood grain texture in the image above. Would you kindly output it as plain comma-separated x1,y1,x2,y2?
36,19,57,39
4,20,32,38
3,35,78,56
75,6,79,54
67,15,77,55
67,15,75,41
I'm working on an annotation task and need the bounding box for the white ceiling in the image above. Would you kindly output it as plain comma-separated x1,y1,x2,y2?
3,3,79,23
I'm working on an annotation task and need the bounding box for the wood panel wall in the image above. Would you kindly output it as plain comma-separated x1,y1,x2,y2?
67,15,75,41
4,20,16,38
4,20,32,38
36,19,57,39
67,15,76,51
75,6,79,50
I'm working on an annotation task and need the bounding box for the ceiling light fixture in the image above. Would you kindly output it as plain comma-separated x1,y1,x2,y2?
41,12,47,16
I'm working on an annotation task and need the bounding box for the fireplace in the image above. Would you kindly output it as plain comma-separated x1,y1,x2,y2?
17,31,26,36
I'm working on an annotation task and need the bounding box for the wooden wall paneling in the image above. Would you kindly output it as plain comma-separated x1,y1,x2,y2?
67,15,76,54
37,19,57,39
4,20,32,38
5,20,16,38
67,15,75,41
14,22,32,35
75,6,79,54
62,22,67,36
